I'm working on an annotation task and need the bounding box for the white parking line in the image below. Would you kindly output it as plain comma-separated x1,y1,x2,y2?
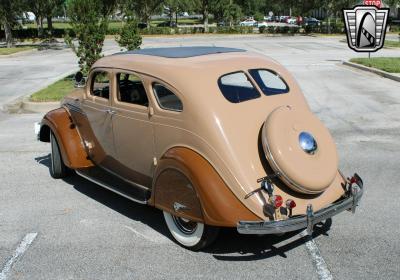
124,225,169,244
301,231,333,280
0,232,38,280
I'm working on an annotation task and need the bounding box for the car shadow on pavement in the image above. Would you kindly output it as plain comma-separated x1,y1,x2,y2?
36,154,332,259
208,220,331,261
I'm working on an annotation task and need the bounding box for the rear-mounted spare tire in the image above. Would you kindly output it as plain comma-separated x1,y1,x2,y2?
261,105,338,194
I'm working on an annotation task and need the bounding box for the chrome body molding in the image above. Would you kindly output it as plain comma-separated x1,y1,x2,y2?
237,182,364,235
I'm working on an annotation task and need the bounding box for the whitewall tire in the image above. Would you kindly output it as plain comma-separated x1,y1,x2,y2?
163,211,219,251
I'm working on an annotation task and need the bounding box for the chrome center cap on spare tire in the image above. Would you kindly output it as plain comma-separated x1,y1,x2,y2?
299,132,318,154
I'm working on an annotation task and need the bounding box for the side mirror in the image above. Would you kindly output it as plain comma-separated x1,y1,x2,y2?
74,71,86,88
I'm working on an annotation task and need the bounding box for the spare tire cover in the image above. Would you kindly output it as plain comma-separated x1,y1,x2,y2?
261,106,338,194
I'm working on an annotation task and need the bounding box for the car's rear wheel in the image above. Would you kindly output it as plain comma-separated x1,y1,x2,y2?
50,131,69,179
163,211,219,251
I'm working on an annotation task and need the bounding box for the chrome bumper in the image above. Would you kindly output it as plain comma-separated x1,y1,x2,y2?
237,181,364,235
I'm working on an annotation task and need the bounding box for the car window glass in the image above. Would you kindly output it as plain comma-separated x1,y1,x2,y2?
218,72,260,103
249,69,289,95
91,71,110,99
153,83,183,112
117,73,149,107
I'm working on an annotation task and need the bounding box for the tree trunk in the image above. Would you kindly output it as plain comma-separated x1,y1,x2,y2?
40,17,44,37
35,17,43,38
47,16,53,35
175,11,178,26
203,0,209,33
4,22,14,48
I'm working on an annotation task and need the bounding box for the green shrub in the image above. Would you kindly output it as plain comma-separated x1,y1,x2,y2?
116,20,142,51
66,0,111,74
267,26,276,34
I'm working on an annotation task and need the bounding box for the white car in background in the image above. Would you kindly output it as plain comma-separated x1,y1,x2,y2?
287,17,298,25
240,19,257,26
257,21,269,28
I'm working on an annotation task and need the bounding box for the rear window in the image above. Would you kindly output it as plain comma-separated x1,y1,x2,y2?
249,69,289,95
218,72,260,103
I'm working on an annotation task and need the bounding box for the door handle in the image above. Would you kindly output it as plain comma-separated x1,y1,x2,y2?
105,109,116,115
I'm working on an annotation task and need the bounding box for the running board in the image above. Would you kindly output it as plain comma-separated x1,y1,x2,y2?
76,167,151,204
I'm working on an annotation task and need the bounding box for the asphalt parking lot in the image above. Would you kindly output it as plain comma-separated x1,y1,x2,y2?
0,35,399,279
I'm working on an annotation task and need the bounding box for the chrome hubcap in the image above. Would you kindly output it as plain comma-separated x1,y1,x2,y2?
172,216,198,235
299,131,318,154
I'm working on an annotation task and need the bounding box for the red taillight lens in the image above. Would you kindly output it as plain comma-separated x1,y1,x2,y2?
286,199,296,209
271,195,283,208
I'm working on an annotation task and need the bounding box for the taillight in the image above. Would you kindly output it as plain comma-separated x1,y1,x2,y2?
271,195,283,208
286,199,296,209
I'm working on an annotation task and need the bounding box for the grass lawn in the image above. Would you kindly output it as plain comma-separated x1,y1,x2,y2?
349,57,400,73
0,46,34,55
30,76,75,102
385,40,400,48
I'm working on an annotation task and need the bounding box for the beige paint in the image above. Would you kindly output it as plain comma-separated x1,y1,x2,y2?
66,51,348,220
262,105,338,194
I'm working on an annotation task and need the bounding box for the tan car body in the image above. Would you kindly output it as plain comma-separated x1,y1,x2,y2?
40,49,350,228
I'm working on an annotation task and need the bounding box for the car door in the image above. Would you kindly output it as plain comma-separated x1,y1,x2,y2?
69,69,115,169
110,71,154,188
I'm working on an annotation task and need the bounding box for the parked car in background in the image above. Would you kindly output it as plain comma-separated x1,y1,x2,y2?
257,21,269,28
264,16,273,22
37,46,364,251
286,17,298,25
279,16,290,22
303,17,321,27
239,19,257,26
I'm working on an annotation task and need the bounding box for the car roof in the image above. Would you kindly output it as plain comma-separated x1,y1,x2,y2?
92,47,290,97
114,46,246,58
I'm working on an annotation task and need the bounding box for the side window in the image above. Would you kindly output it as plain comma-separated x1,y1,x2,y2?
91,71,110,99
218,72,260,103
117,72,149,107
248,69,289,95
153,83,183,112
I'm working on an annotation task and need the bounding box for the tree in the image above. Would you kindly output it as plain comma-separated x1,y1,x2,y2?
66,0,117,74
116,19,142,51
223,1,242,26
28,0,46,38
120,0,163,27
164,0,196,25
201,0,209,32
44,0,65,34
0,0,26,48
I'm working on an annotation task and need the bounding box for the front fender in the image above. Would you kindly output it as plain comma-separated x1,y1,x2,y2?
151,147,261,227
39,107,93,169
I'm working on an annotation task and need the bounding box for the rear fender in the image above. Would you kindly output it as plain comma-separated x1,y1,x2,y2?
151,147,261,227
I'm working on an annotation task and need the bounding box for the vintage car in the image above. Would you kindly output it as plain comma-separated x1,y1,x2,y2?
36,46,364,250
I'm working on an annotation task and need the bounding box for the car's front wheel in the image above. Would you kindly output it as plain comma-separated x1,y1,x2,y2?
163,211,219,251
50,131,70,179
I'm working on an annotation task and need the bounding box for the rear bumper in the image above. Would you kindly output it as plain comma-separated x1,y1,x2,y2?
237,179,363,235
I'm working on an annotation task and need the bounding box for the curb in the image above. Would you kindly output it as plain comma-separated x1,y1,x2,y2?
2,68,77,114
342,61,400,82
0,48,37,58
21,97,60,113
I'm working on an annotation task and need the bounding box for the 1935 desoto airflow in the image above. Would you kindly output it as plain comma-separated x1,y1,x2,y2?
37,47,363,250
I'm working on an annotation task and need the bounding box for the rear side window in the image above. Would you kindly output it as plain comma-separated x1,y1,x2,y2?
116,72,149,107
91,71,110,99
153,83,183,112
218,72,260,103
249,69,289,95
